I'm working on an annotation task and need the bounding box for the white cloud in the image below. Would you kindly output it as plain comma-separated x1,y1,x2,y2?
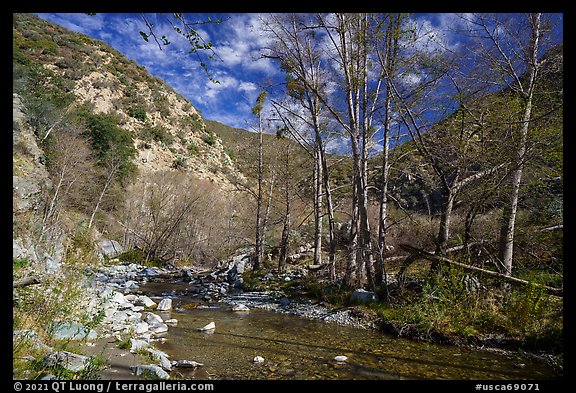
238,81,258,93
412,14,463,54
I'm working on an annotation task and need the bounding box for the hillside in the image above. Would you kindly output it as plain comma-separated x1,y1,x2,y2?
12,13,249,276
13,13,242,187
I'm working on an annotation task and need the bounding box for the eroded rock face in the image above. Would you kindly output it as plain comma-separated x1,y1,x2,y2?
13,93,66,277
13,93,52,215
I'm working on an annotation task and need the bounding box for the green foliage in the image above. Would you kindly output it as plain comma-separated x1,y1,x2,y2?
127,106,147,121
73,106,137,180
152,91,171,118
13,268,107,379
202,132,217,146
187,142,200,156
116,338,132,350
140,123,173,145
224,147,236,161
252,91,268,115
118,248,146,264
13,257,31,270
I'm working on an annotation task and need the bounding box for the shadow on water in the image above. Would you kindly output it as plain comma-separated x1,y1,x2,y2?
211,331,530,378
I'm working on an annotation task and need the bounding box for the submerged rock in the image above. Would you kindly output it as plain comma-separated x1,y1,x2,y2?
232,304,250,312
173,360,204,368
199,321,215,331
333,355,348,362
253,355,265,363
164,319,178,326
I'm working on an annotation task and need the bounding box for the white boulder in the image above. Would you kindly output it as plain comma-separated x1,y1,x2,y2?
157,298,172,311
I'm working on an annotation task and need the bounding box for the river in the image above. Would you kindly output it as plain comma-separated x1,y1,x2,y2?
136,280,557,380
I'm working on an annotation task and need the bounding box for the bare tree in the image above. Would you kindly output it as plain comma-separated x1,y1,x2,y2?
469,13,544,276
263,13,338,279
373,13,404,287
252,91,268,271
42,129,94,232
87,146,122,229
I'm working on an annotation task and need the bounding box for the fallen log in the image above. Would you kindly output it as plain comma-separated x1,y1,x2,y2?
397,244,563,297
13,276,41,288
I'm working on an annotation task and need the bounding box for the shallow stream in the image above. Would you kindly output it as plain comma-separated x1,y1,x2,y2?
139,281,556,380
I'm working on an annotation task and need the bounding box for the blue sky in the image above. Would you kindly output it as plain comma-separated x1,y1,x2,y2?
36,13,563,154
37,13,283,129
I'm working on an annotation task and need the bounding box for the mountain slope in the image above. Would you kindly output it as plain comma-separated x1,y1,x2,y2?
13,13,242,187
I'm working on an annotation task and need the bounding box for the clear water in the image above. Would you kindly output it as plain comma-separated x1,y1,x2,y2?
140,281,556,380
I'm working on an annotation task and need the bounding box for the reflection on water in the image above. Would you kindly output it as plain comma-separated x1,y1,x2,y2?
142,282,556,380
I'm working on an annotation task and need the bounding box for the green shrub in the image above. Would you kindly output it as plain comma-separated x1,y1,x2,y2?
202,133,217,146
73,106,137,180
141,124,173,145
13,257,30,270
171,155,187,169
118,249,146,264
187,142,199,156
224,147,236,161
128,106,147,121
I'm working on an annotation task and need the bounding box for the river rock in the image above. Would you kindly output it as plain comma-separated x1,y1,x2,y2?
146,348,172,371
112,310,129,322
199,321,215,331
49,322,97,341
140,267,160,277
43,351,91,372
124,294,138,302
134,321,149,334
145,312,164,326
131,364,170,379
164,319,178,326
110,291,126,304
350,289,378,304
149,323,169,334
173,360,204,368
124,280,139,290
232,304,250,312
136,295,157,309
253,355,265,363
333,355,348,362
130,338,149,352
157,298,172,311
232,277,244,288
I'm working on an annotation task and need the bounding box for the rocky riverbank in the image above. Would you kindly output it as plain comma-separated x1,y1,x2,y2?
14,252,562,379
14,262,208,380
